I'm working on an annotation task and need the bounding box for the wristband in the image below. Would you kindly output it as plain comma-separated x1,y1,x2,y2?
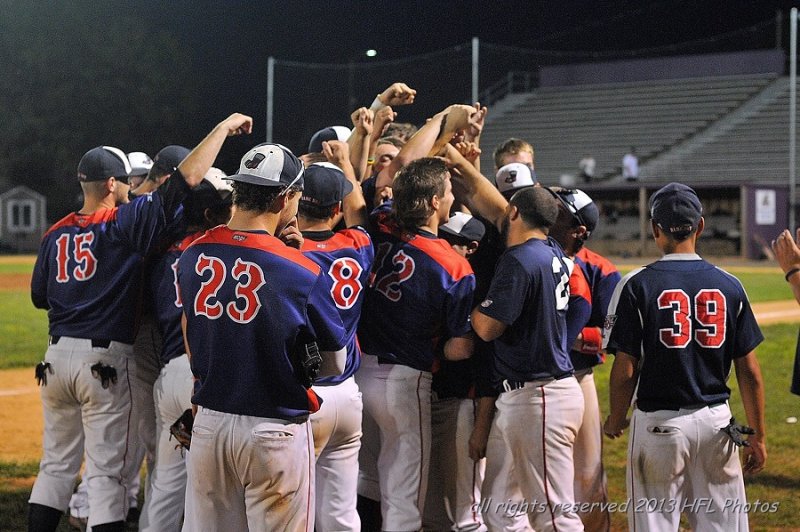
370,95,385,112
786,267,800,282
580,327,602,355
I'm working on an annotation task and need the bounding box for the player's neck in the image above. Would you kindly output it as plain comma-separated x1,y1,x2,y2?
78,194,117,214
227,210,279,235
508,226,547,247
297,216,331,233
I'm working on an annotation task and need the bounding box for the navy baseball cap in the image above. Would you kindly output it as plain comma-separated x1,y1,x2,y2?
308,126,351,154
496,162,538,196
300,162,353,206
77,146,132,182
227,143,304,189
439,212,486,242
550,187,600,235
152,145,191,173
649,182,703,236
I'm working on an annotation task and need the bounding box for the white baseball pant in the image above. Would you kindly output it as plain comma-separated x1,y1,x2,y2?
139,354,193,532
29,337,133,528
483,377,585,532
310,376,363,532
627,403,749,531
424,397,487,532
356,354,432,531
183,407,315,532
573,369,610,532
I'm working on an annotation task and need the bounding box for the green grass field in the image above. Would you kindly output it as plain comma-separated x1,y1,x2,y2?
1,259,799,530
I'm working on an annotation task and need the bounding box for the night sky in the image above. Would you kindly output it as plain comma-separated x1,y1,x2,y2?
6,0,792,177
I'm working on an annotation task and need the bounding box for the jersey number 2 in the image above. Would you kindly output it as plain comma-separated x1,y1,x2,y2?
658,289,727,348
55,233,97,283
193,254,266,324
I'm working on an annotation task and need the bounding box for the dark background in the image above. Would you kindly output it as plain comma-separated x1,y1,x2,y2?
0,0,791,218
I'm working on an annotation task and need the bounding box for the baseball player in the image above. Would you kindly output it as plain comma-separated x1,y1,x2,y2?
66,146,191,530
356,157,476,531
137,168,232,532
471,186,584,532
127,151,154,190
771,228,800,395
548,187,618,531
423,211,492,532
178,143,347,531
604,182,766,531
297,142,373,531
28,114,251,532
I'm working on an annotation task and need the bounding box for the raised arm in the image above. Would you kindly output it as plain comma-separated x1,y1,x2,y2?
347,107,374,182
463,103,488,173
323,140,367,228
442,143,508,231
179,113,253,188
772,228,800,305
375,104,478,193
370,82,417,112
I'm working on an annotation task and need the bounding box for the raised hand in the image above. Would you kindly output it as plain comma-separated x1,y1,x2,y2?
378,82,417,107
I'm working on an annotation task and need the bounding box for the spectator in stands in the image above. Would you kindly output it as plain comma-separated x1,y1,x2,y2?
579,155,596,183
622,147,639,181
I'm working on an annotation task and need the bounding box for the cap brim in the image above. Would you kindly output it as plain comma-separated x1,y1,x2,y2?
225,173,285,187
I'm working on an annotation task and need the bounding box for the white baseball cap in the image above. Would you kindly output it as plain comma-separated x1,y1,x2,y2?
496,163,537,195
127,151,154,176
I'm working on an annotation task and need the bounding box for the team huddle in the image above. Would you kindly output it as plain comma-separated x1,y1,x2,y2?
29,83,766,532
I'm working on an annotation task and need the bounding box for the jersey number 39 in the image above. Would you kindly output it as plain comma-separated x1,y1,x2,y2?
658,289,727,348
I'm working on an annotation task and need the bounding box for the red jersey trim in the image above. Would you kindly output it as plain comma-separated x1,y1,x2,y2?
169,230,207,253
577,247,619,276
569,264,592,303
188,226,321,275
44,209,119,238
408,235,473,282
300,228,371,253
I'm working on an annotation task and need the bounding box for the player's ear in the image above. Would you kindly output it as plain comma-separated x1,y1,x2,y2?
650,220,661,238
466,240,479,256
696,217,705,238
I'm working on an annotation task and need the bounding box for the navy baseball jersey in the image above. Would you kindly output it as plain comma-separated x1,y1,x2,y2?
301,227,374,385
576,247,622,330
478,237,575,383
31,175,190,343
178,226,347,420
151,230,207,365
604,254,764,411
358,204,475,372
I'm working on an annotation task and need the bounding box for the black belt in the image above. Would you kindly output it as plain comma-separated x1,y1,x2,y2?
50,336,111,349
638,400,726,412
500,373,572,393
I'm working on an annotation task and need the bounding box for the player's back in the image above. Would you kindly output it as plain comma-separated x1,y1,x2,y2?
359,227,475,372
178,226,345,420
606,256,763,411
301,227,374,383
31,200,166,344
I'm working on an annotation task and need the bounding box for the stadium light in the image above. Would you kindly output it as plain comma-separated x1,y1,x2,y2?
366,49,377,57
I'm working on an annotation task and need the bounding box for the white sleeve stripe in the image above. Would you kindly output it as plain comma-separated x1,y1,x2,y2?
602,266,647,349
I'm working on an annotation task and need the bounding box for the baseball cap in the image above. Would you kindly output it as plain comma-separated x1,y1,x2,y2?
152,145,191,173
439,212,486,242
227,143,304,189
649,182,703,236
203,167,233,203
300,162,353,206
308,126,352,154
77,146,132,182
550,187,600,235
496,163,538,196
127,151,153,176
